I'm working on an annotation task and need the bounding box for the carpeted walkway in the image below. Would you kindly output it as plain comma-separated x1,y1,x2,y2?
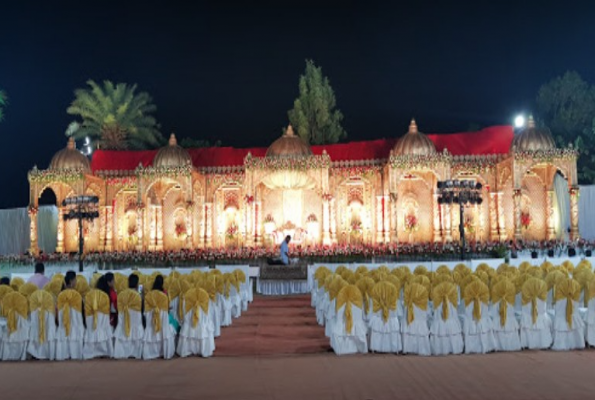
214,294,330,356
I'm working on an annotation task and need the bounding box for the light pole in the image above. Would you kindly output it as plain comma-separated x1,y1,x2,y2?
437,180,483,260
62,195,99,272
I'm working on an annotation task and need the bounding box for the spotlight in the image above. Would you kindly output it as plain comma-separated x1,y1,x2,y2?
514,115,525,128
475,182,483,190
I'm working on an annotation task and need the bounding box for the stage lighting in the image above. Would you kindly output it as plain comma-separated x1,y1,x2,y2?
514,115,525,128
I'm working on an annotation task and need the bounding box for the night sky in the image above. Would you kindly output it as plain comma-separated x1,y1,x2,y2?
1,1,594,208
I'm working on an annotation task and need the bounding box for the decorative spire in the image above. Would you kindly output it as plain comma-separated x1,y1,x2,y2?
285,125,295,137
67,137,76,150
168,133,177,146
408,118,418,134
527,115,535,129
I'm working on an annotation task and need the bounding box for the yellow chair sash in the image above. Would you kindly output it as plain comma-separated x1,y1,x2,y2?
117,289,142,338
586,278,595,304
234,269,247,284
336,285,363,334
19,282,38,298
184,288,210,328
57,289,82,337
329,276,346,301
371,281,398,323
432,282,458,321
0,285,15,312
85,290,110,331
491,279,515,327
403,283,428,325
356,277,375,313
2,292,28,335
10,277,25,291
29,290,55,344
521,278,547,325
145,290,169,333
463,280,489,322
554,278,581,328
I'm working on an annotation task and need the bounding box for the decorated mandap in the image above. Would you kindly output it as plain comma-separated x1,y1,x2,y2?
26,117,579,255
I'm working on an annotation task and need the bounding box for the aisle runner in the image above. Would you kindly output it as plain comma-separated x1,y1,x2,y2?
214,295,329,356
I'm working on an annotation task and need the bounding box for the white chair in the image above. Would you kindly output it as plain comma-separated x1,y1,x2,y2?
430,282,463,356
331,285,368,355
199,279,221,338
83,289,114,359
586,281,595,347
55,289,85,361
401,283,431,356
113,289,144,359
462,281,495,354
368,281,401,353
491,279,521,352
552,279,585,351
1,292,29,361
176,288,215,357
520,285,552,350
233,269,250,312
143,290,175,360
27,290,56,360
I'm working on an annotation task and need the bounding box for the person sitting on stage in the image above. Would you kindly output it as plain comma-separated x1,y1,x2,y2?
280,235,291,265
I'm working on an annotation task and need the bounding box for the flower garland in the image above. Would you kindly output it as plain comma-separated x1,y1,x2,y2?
389,152,451,170
136,164,193,178
28,167,85,183
330,165,382,179
513,148,578,163
244,153,331,171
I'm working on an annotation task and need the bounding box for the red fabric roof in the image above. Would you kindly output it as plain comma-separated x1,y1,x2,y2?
90,125,514,172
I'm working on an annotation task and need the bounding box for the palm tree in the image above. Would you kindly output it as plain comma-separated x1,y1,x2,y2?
0,90,7,122
66,80,164,150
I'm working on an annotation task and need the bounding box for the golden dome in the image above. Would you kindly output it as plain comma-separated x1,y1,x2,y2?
153,134,192,168
266,125,312,158
392,119,436,156
49,137,91,172
511,115,556,152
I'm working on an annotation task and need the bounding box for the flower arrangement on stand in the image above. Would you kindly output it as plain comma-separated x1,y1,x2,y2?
464,215,475,234
175,222,187,241
226,223,239,248
127,225,138,248
521,212,531,230
404,213,418,242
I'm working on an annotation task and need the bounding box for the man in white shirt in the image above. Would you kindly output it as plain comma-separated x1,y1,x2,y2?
279,235,291,265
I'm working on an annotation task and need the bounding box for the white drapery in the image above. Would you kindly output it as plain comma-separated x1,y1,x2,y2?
0,205,57,256
553,174,570,241
579,185,595,240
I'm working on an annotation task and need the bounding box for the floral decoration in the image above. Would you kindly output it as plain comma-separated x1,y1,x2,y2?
28,166,85,183
350,219,363,233
464,215,475,234
520,212,531,230
244,153,331,171
264,214,275,223
226,223,239,239
175,222,187,240
306,213,318,223
244,194,254,204
404,214,418,233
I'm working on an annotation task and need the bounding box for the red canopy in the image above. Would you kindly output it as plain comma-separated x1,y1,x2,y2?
91,125,513,172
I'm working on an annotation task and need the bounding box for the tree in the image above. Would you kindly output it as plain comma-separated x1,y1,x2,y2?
66,80,163,150
287,60,346,145
179,137,222,148
535,71,595,183
0,90,7,122
536,71,595,147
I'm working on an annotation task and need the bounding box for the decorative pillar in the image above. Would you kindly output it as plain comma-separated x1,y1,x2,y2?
569,186,580,240
104,205,113,252
322,198,331,245
442,203,452,242
376,196,384,243
148,205,156,251
136,204,144,251
98,206,106,252
546,190,556,240
56,206,65,253
254,201,262,246
513,189,522,240
185,203,192,249
450,203,458,241
382,196,390,243
390,193,398,242
205,202,212,247
28,206,39,255
330,198,337,243
156,204,163,251
489,192,499,241
432,193,441,243
497,192,506,241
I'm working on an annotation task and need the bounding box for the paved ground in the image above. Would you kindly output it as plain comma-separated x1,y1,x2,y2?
1,350,595,400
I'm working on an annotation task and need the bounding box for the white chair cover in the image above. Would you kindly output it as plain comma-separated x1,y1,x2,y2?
230,286,242,319
176,308,215,358
490,301,521,352
315,291,329,326
218,294,233,327
209,299,221,337
368,309,402,353
83,313,114,359
401,305,431,356
520,299,552,350
586,297,595,347
552,299,585,351
429,302,463,356
113,310,144,359
27,310,56,360
324,299,337,337
330,304,368,355
462,303,496,354
55,308,85,360
170,296,182,326
1,314,29,361
142,309,176,360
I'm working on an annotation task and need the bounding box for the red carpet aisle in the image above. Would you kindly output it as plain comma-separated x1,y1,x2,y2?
214,294,330,356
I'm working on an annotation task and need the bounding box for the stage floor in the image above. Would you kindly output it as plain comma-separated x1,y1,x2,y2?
1,350,594,400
